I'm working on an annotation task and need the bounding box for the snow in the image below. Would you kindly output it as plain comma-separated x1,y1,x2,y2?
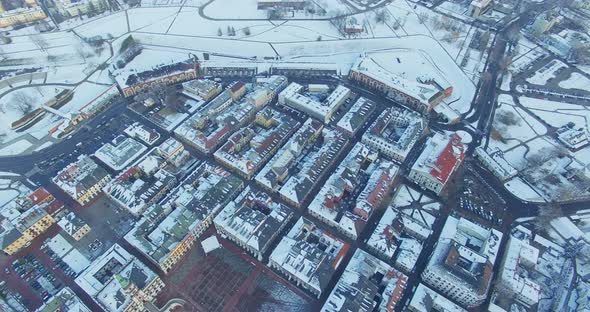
0,140,33,156
550,217,584,241
504,177,545,203
0,189,19,207
201,235,221,254
127,7,179,32
0,172,19,177
559,72,590,91
275,35,476,113
501,72,512,91
456,130,472,144
490,103,545,151
74,11,129,38
202,0,267,19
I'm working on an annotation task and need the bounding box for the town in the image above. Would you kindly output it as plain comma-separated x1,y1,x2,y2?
0,0,589,311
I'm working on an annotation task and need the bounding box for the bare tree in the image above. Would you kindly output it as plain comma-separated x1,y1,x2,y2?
417,12,429,24
12,92,35,115
375,9,389,24
31,34,49,52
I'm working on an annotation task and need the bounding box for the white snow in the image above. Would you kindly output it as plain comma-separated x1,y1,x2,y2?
559,72,590,91
0,140,33,156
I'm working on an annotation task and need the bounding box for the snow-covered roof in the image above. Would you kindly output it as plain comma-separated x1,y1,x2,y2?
52,155,110,201
351,52,452,106
36,287,91,312
336,97,376,135
269,217,349,295
213,107,300,177
125,162,243,266
308,143,393,238
124,122,160,146
410,132,465,186
94,135,147,171
279,83,351,122
424,216,502,300
214,186,293,254
75,244,160,312
409,283,467,312
103,166,175,216
321,249,407,312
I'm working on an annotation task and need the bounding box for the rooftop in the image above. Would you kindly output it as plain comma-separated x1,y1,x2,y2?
125,162,243,265
214,186,294,253
411,132,465,185
52,155,111,202
94,135,147,171
75,244,160,312
269,217,350,295
322,249,408,312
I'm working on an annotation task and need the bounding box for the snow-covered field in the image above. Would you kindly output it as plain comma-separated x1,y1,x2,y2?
519,97,590,128
559,72,590,91
0,140,33,156
0,2,482,155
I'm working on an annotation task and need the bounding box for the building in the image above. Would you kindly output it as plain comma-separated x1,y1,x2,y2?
543,33,574,59
488,226,542,311
214,186,294,260
474,147,518,181
278,83,351,123
556,124,590,150
116,60,198,98
124,122,160,146
125,162,243,273
94,136,147,171
349,55,453,113
214,108,300,179
54,0,103,17
35,287,91,312
75,244,165,312
103,166,176,217
199,62,258,78
254,119,348,208
269,64,339,78
255,118,323,191
321,249,407,312
0,187,57,255
269,217,350,298
0,6,46,28
336,97,376,136
531,10,563,35
487,223,580,311
362,107,426,163
309,143,398,239
53,155,111,205
257,0,306,10
408,283,467,312
408,132,465,195
174,83,254,154
366,197,436,273
469,0,492,17
57,212,91,241
421,216,502,308
182,79,222,101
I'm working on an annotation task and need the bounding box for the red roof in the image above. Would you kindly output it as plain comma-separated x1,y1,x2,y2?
29,187,52,205
429,133,465,184
44,200,64,215
117,167,141,182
